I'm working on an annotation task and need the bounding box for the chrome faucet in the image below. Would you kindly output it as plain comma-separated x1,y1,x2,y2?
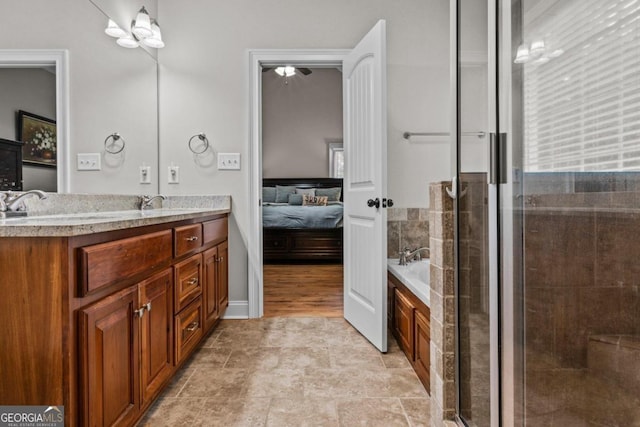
139,194,166,210
399,247,429,265
1,190,47,212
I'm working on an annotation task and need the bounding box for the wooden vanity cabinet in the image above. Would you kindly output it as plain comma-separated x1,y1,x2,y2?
388,273,431,393
0,212,229,427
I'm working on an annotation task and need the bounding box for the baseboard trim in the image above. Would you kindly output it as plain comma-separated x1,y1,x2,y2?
222,300,249,319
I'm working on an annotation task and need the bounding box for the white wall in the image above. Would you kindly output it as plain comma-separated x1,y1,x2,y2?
0,0,159,195
157,0,451,304
0,68,57,191
262,68,342,178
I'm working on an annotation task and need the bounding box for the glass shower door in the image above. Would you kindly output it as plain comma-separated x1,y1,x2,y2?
499,0,640,424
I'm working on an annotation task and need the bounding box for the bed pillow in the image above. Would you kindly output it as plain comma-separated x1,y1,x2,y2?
315,187,342,202
295,188,316,197
303,194,328,206
262,187,277,203
275,185,296,203
288,194,304,205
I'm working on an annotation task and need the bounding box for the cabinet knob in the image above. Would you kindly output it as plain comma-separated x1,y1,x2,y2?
186,321,199,332
187,278,198,286
186,236,199,242
134,307,146,318
144,302,151,312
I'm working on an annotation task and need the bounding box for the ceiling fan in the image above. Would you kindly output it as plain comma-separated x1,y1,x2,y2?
262,66,312,76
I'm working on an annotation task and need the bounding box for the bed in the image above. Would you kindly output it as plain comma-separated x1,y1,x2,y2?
262,178,343,263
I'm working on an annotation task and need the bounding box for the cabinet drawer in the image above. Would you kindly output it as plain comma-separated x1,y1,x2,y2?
174,254,202,312
175,296,203,364
80,230,172,295
174,224,203,257
203,217,228,245
264,234,287,252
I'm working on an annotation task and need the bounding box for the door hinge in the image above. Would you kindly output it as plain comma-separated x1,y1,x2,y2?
490,132,507,184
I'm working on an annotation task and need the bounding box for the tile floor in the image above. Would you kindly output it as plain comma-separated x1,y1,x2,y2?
138,317,431,426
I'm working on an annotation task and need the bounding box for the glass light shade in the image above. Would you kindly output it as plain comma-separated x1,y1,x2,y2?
116,34,140,49
105,19,127,38
530,39,546,56
275,66,296,77
132,6,153,38
549,48,564,58
141,20,164,48
514,44,530,63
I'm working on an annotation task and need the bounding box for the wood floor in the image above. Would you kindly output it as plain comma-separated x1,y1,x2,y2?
263,264,343,317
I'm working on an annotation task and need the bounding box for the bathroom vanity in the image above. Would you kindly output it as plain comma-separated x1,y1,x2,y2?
387,265,431,394
0,200,229,426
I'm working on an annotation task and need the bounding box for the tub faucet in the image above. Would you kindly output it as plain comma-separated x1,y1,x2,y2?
2,190,47,212
399,247,429,265
139,194,166,210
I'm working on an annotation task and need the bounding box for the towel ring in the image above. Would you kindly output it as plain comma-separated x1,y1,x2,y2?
104,133,125,154
188,133,209,154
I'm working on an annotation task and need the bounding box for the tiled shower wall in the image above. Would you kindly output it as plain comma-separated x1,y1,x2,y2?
387,208,430,258
524,191,640,368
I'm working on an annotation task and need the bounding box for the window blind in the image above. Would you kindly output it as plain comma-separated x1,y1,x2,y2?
523,0,640,171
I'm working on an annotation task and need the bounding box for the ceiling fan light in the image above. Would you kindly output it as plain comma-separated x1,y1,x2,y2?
132,6,153,39
105,19,127,38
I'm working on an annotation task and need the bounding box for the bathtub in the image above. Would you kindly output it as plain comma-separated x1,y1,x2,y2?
387,258,430,307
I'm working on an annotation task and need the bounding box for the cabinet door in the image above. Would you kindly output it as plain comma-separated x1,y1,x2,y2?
394,288,415,361
174,254,202,312
216,241,229,313
414,309,431,393
203,246,219,331
139,269,174,404
80,287,139,427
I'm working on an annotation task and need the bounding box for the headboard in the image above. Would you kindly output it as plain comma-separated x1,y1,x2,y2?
262,178,343,201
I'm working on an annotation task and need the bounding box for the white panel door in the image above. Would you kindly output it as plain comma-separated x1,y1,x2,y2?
343,20,388,352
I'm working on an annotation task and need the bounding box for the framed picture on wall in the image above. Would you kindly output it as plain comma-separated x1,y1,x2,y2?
17,110,57,168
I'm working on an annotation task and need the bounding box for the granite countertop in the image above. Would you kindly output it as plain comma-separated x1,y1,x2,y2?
0,194,231,237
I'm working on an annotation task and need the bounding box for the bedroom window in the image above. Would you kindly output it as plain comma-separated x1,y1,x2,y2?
328,141,344,178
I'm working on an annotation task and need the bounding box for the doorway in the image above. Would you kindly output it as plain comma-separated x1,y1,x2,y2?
0,50,70,193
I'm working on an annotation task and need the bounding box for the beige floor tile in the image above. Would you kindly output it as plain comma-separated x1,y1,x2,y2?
400,398,431,427
189,347,232,367
366,369,428,398
224,347,281,370
264,329,328,347
245,368,306,397
277,347,332,369
160,365,197,397
213,329,269,348
199,397,271,427
329,345,385,369
267,398,339,427
304,368,368,398
137,397,206,426
337,398,410,426
199,330,223,348
179,368,248,398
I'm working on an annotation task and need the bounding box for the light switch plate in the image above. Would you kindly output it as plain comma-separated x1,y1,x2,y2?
168,165,180,184
139,166,151,184
77,153,101,171
218,153,241,170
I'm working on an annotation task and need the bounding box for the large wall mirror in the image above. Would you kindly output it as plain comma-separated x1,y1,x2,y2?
0,0,159,194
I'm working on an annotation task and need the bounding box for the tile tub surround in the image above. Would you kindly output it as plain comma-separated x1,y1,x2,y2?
388,207,430,258
138,317,431,426
428,182,456,426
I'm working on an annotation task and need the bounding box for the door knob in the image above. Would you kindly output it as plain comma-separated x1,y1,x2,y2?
382,198,394,208
367,198,380,208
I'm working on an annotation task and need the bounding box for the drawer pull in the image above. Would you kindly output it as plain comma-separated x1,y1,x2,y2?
217,257,224,263
187,278,198,286
186,321,199,332
134,307,146,318
185,236,199,242
144,302,151,312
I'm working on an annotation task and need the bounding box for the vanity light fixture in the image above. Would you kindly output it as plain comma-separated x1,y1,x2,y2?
104,6,164,50
132,6,153,39
105,19,127,38
514,43,530,63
